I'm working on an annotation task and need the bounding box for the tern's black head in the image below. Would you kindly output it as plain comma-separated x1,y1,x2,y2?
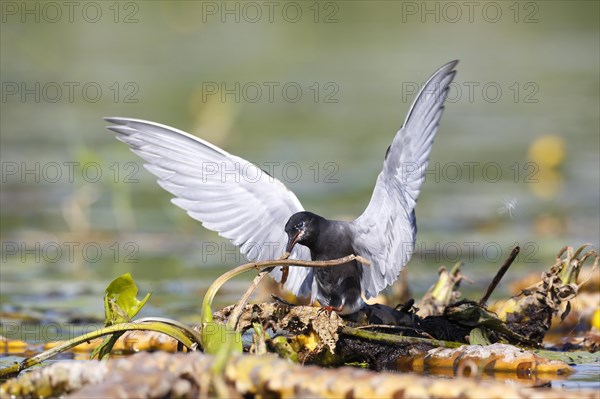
284,211,324,253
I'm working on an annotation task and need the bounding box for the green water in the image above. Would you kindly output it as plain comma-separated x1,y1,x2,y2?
1,4,598,387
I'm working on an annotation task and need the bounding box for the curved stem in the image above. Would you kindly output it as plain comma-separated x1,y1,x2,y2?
134,317,204,348
0,321,196,379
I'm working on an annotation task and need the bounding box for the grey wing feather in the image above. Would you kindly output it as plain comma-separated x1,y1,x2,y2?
104,117,313,297
351,60,458,298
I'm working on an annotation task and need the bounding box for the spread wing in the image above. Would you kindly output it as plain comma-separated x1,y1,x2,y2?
105,117,313,297
351,60,458,298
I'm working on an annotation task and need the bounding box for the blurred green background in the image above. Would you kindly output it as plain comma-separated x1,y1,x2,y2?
1,1,598,327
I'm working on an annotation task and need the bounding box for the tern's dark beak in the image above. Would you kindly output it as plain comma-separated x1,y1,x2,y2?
286,230,302,253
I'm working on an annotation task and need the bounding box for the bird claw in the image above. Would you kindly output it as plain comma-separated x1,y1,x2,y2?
317,305,342,316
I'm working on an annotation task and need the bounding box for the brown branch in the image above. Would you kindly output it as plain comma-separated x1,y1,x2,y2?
225,254,371,331
478,246,520,307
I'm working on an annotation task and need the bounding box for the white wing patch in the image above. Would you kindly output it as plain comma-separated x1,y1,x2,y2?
105,117,313,297
351,61,458,298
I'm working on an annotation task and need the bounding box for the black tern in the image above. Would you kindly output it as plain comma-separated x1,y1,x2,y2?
105,60,458,314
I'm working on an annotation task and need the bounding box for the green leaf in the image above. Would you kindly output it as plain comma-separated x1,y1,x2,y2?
446,305,536,346
92,273,151,359
103,273,151,326
270,336,299,362
469,328,492,345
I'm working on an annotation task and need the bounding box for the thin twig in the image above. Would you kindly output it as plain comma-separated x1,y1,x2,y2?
341,325,462,348
270,294,296,307
227,270,271,331
478,246,520,307
354,324,414,332
226,254,290,331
